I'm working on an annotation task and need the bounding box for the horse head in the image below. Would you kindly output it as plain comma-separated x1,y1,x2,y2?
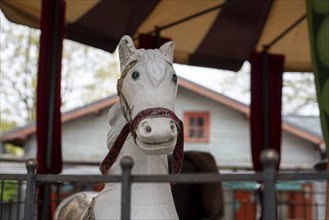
100,35,183,175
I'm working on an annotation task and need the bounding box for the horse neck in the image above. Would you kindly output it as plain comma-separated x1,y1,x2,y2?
95,137,177,220
109,136,169,176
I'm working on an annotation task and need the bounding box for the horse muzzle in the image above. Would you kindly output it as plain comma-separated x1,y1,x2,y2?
135,117,177,155
100,107,184,175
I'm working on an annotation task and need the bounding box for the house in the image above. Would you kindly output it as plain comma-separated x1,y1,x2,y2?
1,77,325,219
1,77,324,170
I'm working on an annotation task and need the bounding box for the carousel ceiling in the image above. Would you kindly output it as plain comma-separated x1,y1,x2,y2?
0,0,311,72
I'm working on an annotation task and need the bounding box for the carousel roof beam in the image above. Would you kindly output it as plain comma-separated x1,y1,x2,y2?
133,0,240,42
264,14,306,50
142,0,240,36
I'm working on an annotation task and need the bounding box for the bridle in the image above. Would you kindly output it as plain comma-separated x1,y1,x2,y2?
99,61,184,176
116,60,137,121
99,107,184,175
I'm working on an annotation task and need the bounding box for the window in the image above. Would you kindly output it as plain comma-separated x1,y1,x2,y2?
183,112,209,142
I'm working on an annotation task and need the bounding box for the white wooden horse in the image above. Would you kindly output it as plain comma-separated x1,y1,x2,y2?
54,35,184,220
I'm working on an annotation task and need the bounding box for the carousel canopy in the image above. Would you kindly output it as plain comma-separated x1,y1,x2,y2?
0,0,311,72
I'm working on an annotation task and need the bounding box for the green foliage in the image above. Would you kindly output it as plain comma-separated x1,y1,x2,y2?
0,120,24,156
3,144,24,156
0,181,17,202
0,119,17,132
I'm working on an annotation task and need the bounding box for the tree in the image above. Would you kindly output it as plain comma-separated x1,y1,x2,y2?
0,20,39,125
216,63,318,115
282,72,318,115
0,12,120,130
176,62,318,115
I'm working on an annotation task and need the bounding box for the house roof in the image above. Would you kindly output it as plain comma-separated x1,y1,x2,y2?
1,77,323,146
1,95,118,146
283,115,322,137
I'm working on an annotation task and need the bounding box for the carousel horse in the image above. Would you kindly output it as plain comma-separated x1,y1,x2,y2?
54,35,184,220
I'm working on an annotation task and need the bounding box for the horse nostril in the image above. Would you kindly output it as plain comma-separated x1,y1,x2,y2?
144,125,152,133
170,124,175,131
170,120,176,132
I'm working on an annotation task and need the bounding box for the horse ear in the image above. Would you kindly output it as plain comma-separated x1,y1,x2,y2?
159,41,175,63
118,35,137,73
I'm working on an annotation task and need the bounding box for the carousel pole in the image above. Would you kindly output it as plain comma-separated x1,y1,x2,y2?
36,0,65,219
250,13,308,219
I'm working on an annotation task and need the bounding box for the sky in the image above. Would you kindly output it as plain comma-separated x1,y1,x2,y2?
175,62,251,104
175,62,319,116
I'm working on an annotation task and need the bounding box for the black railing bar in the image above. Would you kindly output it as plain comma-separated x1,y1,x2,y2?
261,149,278,220
24,159,36,220
279,201,326,205
276,172,329,180
17,180,22,220
132,173,264,183
33,173,262,183
120,157,133,220
1,171,328,183
31,171,328,183
0,174,26,181
264,14,306,50
36,174,122,182
0,180,3,219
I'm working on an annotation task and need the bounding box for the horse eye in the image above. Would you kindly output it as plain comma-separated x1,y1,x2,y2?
132,71,140,80
172,74,177,83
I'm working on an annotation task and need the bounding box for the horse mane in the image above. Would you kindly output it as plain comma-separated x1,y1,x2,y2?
107,102,127,150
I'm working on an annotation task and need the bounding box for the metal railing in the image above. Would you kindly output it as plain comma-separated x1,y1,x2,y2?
1,149,328,220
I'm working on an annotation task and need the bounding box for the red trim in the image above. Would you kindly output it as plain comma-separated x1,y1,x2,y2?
184,112,209,143
62,96,119,122
1,96,119,145
179,79,249,115
282,122,323,145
